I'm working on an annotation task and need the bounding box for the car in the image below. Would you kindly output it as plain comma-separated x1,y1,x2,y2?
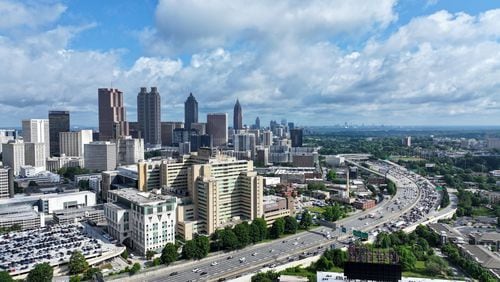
252,252,258,256
293,242,298,245
269,249,274,253
200,272,208,275
239,257,246,262
169,272,178,276
192,268,200,272
227,255,233,260
211,261,218,266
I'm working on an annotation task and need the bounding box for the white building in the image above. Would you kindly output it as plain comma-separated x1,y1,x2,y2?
46,155,84,172
0,129,17,154
234,133,256,155
24,142,46,170
104,188,177,255
22,119,50,158
84,141,117,171
0,167,13,199
19,165,45,177
116,137,144,166
59,130,93,157
2,140,25,175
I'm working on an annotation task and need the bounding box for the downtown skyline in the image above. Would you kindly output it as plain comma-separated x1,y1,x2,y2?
0,0,500,127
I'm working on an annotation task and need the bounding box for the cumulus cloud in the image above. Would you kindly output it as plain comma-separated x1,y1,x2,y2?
0,0,499,127
0,0,66,30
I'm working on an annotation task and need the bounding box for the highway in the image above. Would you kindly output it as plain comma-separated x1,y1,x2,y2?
109,159,441,282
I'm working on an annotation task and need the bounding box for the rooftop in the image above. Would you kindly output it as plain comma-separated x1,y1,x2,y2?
110,188,175,205
460,244,500,270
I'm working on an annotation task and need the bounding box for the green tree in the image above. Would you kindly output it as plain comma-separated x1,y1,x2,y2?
194,235,210,259
425,255,448,276
221,228,239,251
27,263,53,282
121,249,129,259
284,216,298,234
323,204,343,221
323,249,347,268
326,170,337,181
376,232,392,248
251,271,279,282
129,263,141,275
68,251,89,275
250,218,268,242
0,271,14,282
233,222,251,248
82,268,101,281
161,243,178,265
269,218,285,239
398,247,417,271
182,240,198,260
299,210,313,230
314,256,334,271
146,250,156,260
69,276,81,282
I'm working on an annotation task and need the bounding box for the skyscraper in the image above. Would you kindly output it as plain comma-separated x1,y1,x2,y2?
255,117,260,129
48,111,70,156
184,93,198,130
22,119,50,158
233,99,243,130
290,128,303,147
206,113,228,147
98,88,129,141
137,87,161,147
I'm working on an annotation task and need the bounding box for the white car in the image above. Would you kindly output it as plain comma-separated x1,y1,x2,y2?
192,268,200,272
211,261,218,266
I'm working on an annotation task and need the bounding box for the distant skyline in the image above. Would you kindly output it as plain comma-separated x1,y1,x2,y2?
0,0,499,127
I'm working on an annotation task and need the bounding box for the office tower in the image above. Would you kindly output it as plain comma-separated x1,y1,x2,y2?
233,99,243,130
256,147,269,166
190,134,212,152
207,113,228,147
59,130,93,157
189,155,263,235
288,122,295,130
184,93,198,130
290,128,303,147
263,130,273,147
98,88,129,141
234,133,256,152
22,119,50,158
24,143,46,169
137,87,161,147
0,129,18,154
161,121,184,146
48,111,70,156
255,117,260,129
104,188,177,255
84,141,117,171
172,128,198,146
2,140,25,175
0,167,14,199
191,122,206,135
117,137,144,166
128,121,141,139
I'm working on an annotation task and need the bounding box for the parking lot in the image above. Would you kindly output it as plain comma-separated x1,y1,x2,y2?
0,224,103,276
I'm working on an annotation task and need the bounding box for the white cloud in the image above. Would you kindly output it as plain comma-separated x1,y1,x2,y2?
0,0,66,30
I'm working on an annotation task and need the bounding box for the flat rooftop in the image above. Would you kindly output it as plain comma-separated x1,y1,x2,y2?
110,188,174,205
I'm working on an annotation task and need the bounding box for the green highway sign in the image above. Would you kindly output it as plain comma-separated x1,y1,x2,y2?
353,230,368,239
341,226,347,233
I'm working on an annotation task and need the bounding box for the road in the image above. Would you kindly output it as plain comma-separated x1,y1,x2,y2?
108,159,439,282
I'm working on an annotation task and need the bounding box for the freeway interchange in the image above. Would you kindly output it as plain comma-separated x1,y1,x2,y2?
110,159,447,282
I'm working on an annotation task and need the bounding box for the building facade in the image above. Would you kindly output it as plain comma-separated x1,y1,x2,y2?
0,167,14,199
161,121,184,146
137,87,161,147
22,119,50,158
2,140,25,175
24,142,46,170
117,137,144,166
48,111,70,156
207,113,228,147
233,99,243,130
84,141,117,171
98,88,129,141
290,128,303,147
184,93,198,130
59,130,93,157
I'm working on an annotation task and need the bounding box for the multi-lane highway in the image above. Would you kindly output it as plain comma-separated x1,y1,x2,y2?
110,159,442,282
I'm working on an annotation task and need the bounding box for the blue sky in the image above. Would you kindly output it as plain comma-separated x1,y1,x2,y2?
0,0,499,127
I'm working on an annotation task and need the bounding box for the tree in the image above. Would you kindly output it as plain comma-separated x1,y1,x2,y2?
27,263,53,282
0,271,14,282
386,181,397,195
129,263,141,275
251,271,279,282
161,243,178,265
284,216,298,234
314,256,334,271
250,218,268,242
299,210,313,230
269,218,285,239
182,240,198,260
425,255,448,276
69,276,81,282
326,170,337,181
69,251,89,274
323,249,347,268
233,222,251,248
323,204,343,221
146,250,156,260
398,247,417,271
376,232,392,248
121,249,129,259
194,236,210,259
82,268,101,281
221,228,239,251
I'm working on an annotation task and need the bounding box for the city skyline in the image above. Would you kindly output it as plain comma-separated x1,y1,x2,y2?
0,0,500,127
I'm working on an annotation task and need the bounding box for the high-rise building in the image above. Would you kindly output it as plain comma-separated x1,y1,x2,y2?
84,141,117,171
233,99,243,130
263,130,273,147
0,167,14,199
137,87,161,147
290,128,303,147
2,140,25,175
98,88,129,141
59,130,93,157
255,117,260,129
189,155,263,235
191,122,206,135
184,93,198,130
104,188,177,256
0,129,18,154
24,143,46,169
190,134,212,152
207,113,228,147
288,122,295,130
48,111,70,156
234,133,256,154
22,119,50,158
117,137,144,166
161,122,184,146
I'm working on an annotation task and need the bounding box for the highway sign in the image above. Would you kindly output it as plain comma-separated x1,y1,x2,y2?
353,230,368,239
341,226,347,233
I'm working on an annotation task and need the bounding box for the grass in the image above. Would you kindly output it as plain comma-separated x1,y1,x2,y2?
472,207,494,216
306,206,326,214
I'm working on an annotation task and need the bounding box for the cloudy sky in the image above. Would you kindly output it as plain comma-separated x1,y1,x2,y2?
0,0,499,127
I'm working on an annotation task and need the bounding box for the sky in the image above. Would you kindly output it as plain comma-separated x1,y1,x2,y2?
0,0,499,128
